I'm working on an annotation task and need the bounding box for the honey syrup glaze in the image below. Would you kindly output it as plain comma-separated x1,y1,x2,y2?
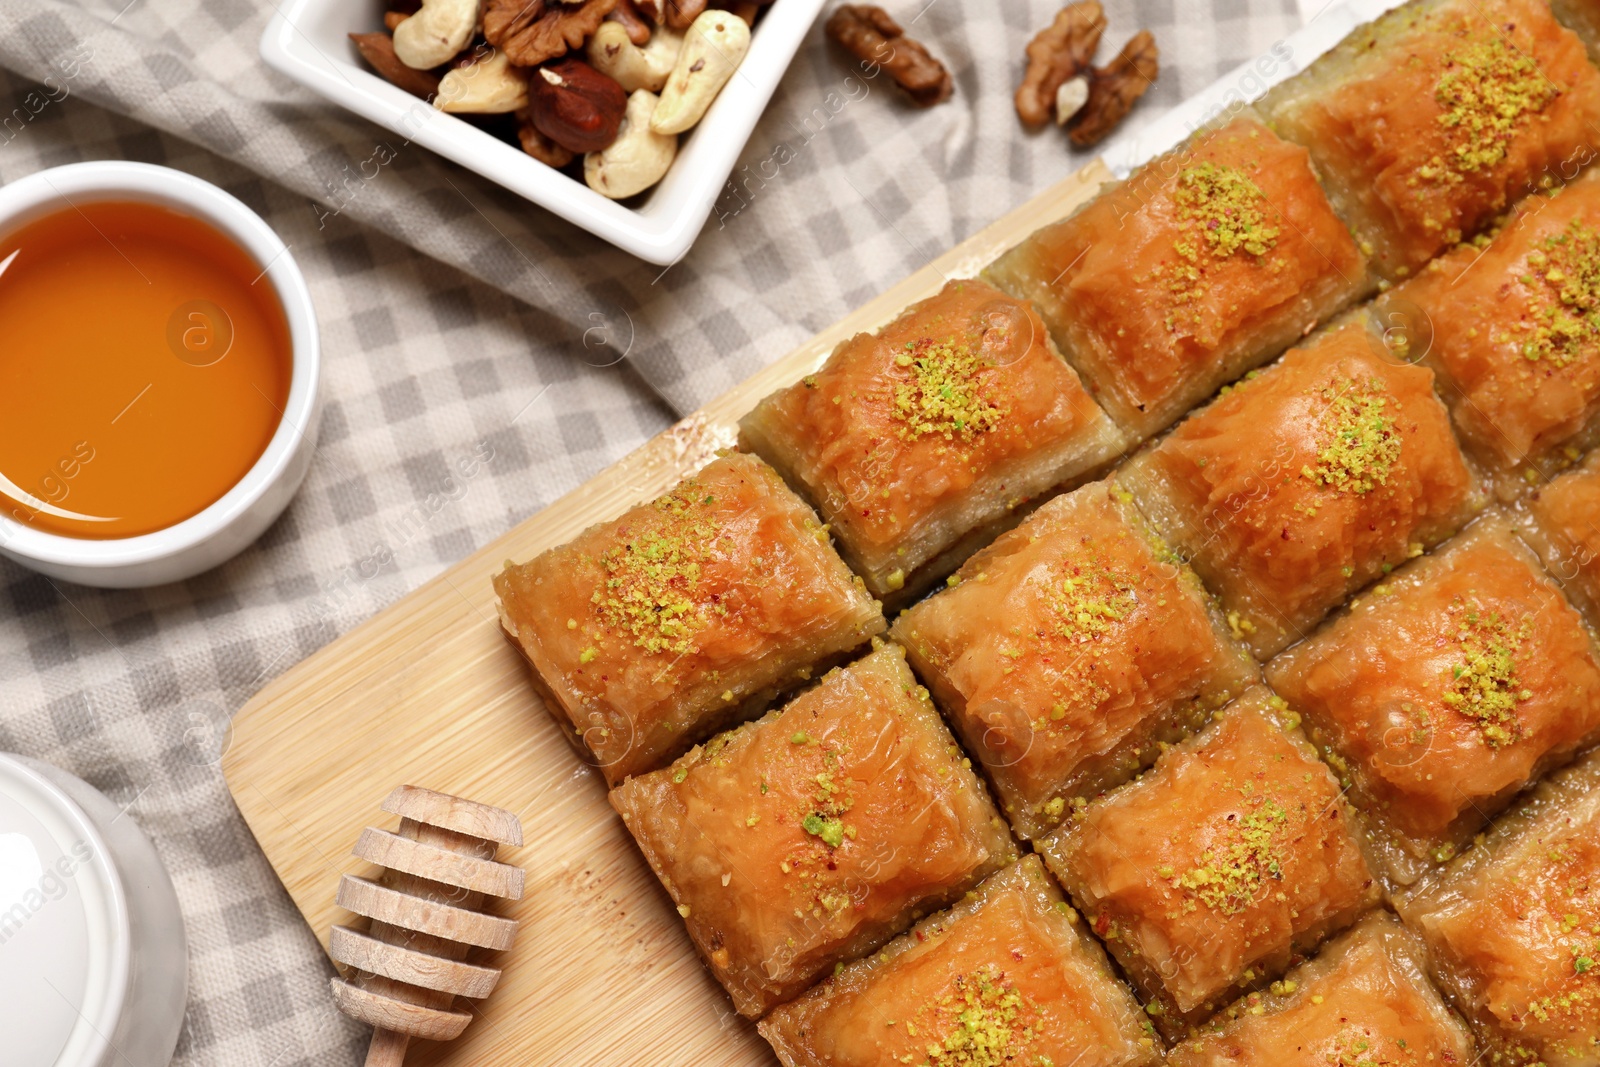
0,199,292,540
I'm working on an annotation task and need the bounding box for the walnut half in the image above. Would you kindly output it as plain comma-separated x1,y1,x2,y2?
1068,29,1158,147
485,0,619,67
825,5,952,108
1015,1,1158,146
1015,1,1105,127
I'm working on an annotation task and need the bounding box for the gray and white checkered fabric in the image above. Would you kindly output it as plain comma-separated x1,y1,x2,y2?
0,1,1305,1063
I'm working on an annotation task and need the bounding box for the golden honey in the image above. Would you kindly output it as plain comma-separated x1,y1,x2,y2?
0,200,291,539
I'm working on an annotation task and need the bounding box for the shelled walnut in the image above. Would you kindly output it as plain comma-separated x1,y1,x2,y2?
824,4,952,107
1069,29,1157,146
1015,1,1104,127
485,0,618,67
1015,1,1158,145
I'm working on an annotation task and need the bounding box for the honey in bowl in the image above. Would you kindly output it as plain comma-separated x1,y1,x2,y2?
0,200,292,540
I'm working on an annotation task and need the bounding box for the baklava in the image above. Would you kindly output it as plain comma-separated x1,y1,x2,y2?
1267,512,1600,886
740,278,1124,605
610,643,1014,1017
1398,748,1600,1065
1259,0,1600,280
1168,910,1476,1066
984,112,1368,440
1120,315,1482,659
1521,448,1600,628
759,855,1161,1067
1378,168,1600,497
494,451,883,785
892,479,1257,840
1039,687,1380,1036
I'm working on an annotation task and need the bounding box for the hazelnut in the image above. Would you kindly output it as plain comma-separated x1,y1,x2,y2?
528,56,629,154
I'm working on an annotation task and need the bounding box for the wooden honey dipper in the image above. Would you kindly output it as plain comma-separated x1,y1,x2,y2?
329,785,525,1067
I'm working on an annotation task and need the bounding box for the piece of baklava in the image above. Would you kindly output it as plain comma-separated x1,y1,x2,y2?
1266,512,1600,888
1039,687,1380,1037
1378,169,1600,498
1398,748,1600,1065
1258,0,1600,281
1120,315,1482,660
494,451,884,785
610,643,1015,1017
891,479,1258,841
758,855,1162,1067
1522,449,1600,628
983,111,1368,440
739,278,1125,605
1168,910,1476,1066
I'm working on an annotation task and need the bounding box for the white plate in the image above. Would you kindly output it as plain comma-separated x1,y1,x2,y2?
261,0,827,264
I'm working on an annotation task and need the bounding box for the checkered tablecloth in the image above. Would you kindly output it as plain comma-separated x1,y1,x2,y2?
0,1,1308,1063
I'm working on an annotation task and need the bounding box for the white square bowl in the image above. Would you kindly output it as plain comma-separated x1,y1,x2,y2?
261,0,825,264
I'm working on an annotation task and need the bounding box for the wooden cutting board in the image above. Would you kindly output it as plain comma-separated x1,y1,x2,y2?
222,158,1112,1067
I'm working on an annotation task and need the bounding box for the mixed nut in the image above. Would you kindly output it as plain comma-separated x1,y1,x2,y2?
351,0,1159,206
352,0,764,199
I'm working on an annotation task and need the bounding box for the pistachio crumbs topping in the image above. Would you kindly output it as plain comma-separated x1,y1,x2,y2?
1430,37,1558,180
1441,599,1532,747
891,337,1005,441
1472,829,1600,1044
799,767,854,851
593,483,727,655
1161,161,1281,328
1172,787,1290,916
1523,981,1600,1035
900,965,1038,1067
1174,162,1280,259
1517,219,1600,368
770,735,866,918
1301,378,1402,495
1047,555,1139,644
801,812,846,848
1522,863,1600,1028
1327,1026,1420,1067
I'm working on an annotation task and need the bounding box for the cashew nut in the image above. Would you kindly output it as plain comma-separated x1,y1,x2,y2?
649,10,749,135
393,0,483,70
588,21,683,94
585,89,678,199
435,48,529,113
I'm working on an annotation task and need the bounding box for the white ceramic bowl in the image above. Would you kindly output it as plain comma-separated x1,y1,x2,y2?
0,162,322,589
0,754,188,1067
261,0,826,265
